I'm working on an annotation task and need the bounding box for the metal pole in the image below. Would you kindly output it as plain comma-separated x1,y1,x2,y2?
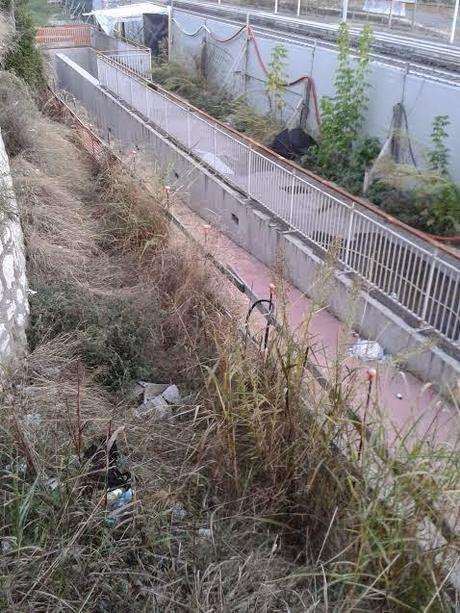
297,0,301,17
247,146,252,193
164,97,169,132
344,205,355,267
388,0,394,27
342,0,349,22
274,0,279,14
450,0,460,43
10,0,15,31
411,0,417,29
289,173,295,225
187,109,191,148
168,0,173,61
244,13,250,97
420,252,437,323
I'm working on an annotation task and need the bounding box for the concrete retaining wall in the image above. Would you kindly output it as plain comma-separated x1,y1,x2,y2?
0,130,29,371
46,32,147,81
53,53,460,389
48,47,98,78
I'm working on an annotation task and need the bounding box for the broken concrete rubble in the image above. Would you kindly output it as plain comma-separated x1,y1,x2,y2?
133,382,181,419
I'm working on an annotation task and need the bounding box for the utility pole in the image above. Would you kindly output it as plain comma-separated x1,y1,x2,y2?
10,0,16,32
168,0,173,62
451,0,459,44
244,12,250,97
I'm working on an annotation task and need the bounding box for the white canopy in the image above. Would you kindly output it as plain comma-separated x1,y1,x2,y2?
84,3,169,35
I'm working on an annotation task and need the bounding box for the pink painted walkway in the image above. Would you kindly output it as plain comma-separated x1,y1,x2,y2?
174,201,459,448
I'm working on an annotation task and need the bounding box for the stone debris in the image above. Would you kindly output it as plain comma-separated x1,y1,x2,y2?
4,459,27,476
0,538,15,554
348,339,385,362
171,502,190,521
133,382,181,420
198,527,212,539
47,478,60,491
141,382,170,402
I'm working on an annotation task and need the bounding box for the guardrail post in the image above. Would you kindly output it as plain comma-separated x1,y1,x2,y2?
129,77,133,106
344,204,355,268
144,85,149,119
289,172,295,226
115,62,119,95
187,108,191,148
274,0,279,13
420,251,437,323
213,125,217,160
247,146,252,194
297,0,301,16
164,97,169,132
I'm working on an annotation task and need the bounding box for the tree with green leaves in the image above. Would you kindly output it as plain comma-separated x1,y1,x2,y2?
1,0,44,87
427,115,450,176
265,44,288,122
317,23,373,168
303,23,379,194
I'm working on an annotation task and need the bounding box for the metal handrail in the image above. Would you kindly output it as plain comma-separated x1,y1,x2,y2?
97,53,460,346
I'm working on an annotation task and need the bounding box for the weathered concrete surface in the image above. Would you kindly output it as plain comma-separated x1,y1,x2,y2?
0,130,29,370
53,53,460,389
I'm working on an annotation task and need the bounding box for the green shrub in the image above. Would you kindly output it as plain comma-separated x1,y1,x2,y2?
301,24,377,195
367,176,460,236
1,0,45,87
366,180,424,228
304,136,380,195
417,177,460,235
28,281,160,391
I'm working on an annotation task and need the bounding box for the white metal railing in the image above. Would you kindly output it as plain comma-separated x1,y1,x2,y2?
103,51,151,78
96,54,460,346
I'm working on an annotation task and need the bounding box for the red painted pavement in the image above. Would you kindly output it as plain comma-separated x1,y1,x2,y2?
174,201,459,449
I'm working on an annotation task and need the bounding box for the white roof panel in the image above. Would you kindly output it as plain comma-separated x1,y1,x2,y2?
85,3,169,34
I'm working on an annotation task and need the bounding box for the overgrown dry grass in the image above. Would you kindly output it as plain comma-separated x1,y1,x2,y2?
11,156,100,283
0,72,459,611
0,14,15,66
96,162,171,257
150,59,281,146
